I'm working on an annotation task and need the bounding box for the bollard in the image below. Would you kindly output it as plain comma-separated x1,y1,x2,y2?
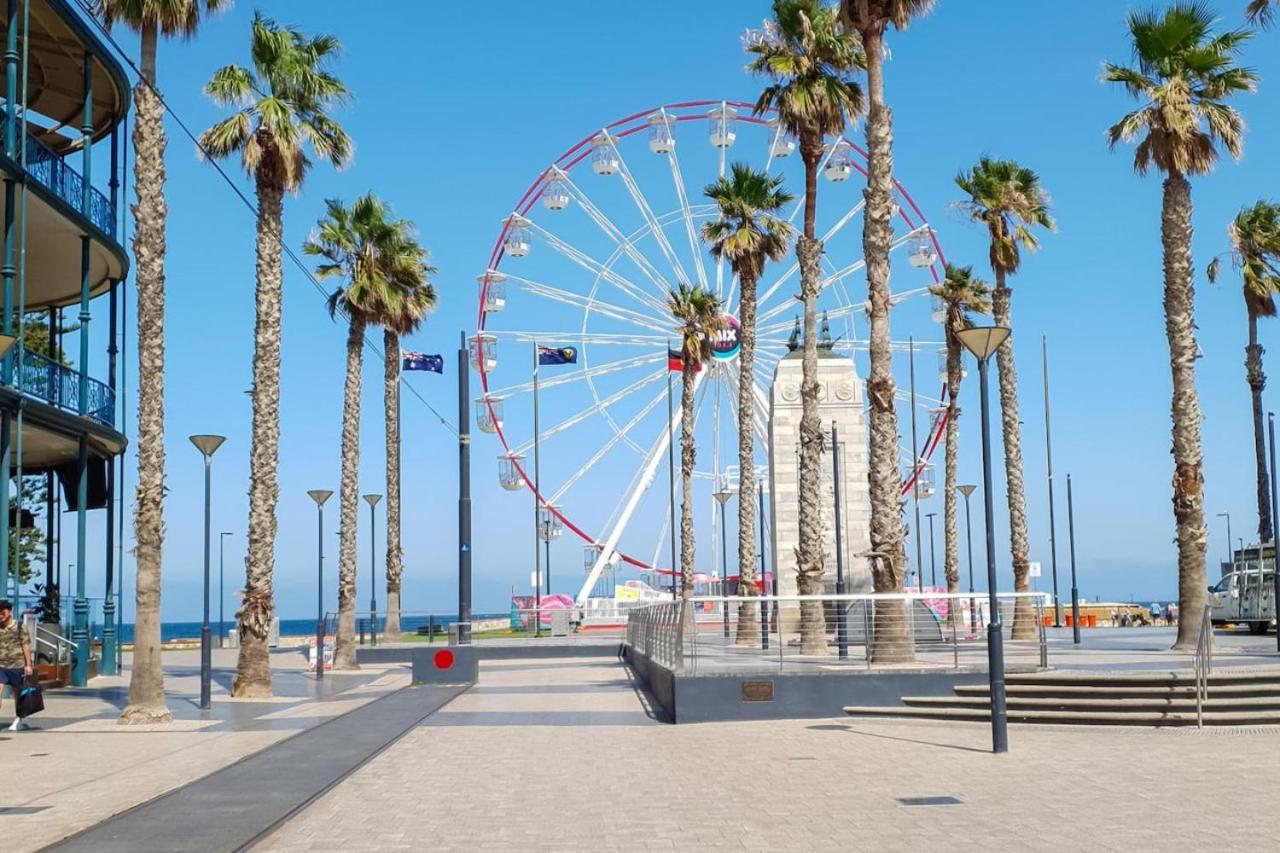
1064,613,1073,628
358,619,366,646
428,615,436,643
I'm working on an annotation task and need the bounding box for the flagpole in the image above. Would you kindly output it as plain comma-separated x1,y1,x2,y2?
1042,334,1061,627
910,335,923,593
533,342,542,638
667,342,678,602
457,332,472,645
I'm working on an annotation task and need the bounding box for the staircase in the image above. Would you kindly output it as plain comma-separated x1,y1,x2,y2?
844,670,1280,727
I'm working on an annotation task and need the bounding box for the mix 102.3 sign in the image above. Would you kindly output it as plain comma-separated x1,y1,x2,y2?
710,314,741,362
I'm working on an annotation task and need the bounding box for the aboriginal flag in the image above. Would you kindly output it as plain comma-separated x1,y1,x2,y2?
537,346,578,366
668,347,702,372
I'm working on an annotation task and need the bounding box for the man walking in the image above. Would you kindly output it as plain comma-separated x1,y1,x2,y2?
0,599,34,731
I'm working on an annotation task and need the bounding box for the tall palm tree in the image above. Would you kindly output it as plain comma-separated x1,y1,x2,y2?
305,193,423,668
703,163,793,644
100,0,231,725
748,0,863,655
930,264,991,632
669,283,724,597
1208,201,1280,554
954,157,1054,639
200,12,351,695
1106,3,1256,649
1247,1,1274,27
381,261,437,640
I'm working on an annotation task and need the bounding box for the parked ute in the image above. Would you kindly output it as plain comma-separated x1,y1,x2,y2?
1209,568,1276,634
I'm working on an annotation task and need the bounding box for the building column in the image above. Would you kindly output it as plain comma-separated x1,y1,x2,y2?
0,0,18,600
71,53,93,686
101,279,118,674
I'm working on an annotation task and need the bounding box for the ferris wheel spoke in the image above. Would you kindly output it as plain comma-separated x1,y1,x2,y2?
560,174,675,295
510,368,666,456
503,272,670,334
530,222,671,317
549,383,668,504
488,330,669,347
664,145,710,291
754,199,866,320
488,352,665,399
610,138,694,289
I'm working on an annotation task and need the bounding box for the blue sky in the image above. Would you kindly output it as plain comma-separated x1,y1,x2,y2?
62,1,1280,621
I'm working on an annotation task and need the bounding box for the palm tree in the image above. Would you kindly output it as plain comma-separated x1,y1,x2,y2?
669,283,724,597
930,264,991,632
200,12,351,695
381,260,438,640
1208,201,1280,556
1105,4,1256,649
954,157,1054,639
305,193,423,668
100,0,230,725
703,163,793,644
748,0,863,656
1247,1,1274,27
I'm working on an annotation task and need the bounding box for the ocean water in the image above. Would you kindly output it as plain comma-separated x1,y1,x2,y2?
98,613,507,644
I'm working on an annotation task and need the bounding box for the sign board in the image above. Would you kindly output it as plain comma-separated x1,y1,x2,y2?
1028,561,1042,579
530,571,542,589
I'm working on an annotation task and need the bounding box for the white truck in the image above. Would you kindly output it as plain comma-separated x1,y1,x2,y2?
1209,553,1276,634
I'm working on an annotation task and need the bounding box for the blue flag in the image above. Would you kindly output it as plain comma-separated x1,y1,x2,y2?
402,350,443,373
537,345,578,366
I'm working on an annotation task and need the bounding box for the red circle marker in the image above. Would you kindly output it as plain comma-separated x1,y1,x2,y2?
434,649,455,670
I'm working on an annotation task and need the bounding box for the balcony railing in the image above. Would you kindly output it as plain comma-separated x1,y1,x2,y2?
12,348,115,428
0,112,117,238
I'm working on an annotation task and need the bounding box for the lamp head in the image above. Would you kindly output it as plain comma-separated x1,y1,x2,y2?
713,487,733,505
189,434,226,457
958,484,977,497
363,493,383,507
956,325,1011,361
308,489,334,507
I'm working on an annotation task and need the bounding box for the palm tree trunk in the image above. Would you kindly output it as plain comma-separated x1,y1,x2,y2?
1163,173,1208,650
232,177,284,699
121,66,170,724
990,278,1035,639
680,357,697,597
797,235,827,655
944,326,963,635
736,271,759,644
861,27,911,662
1247,313,1272,544
384,329,404,640
333,317,366,669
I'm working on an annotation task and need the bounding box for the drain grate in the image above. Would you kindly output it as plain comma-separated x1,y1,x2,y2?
896,796,963,807
0,805,49,815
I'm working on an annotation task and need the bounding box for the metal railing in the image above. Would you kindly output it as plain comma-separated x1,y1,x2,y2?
0,111,117,237
1194,603,1214,729
625,592,1052,674
15,347,116,427
23,611,75,667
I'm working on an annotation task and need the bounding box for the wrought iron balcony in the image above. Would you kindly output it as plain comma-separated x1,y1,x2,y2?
0,112,117,238
11,348,115,428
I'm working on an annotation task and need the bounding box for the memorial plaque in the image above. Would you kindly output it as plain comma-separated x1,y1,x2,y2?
741,680,775,702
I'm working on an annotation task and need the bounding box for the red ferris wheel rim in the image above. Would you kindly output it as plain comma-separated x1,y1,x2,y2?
475,99,948,574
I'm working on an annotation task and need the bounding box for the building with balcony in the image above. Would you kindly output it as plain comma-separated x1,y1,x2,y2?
1,0,130,686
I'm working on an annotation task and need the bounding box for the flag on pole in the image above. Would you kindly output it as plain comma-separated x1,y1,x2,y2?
402,350,443,373
668,346,701,372
537,345,578,366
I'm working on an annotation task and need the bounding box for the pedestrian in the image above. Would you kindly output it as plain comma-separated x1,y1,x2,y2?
0,599,35,732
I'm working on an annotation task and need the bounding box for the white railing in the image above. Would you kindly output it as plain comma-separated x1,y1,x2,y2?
626,592,1051,673
1194,604,1214,729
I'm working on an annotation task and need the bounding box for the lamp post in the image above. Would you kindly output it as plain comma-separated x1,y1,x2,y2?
363,494,382,647
831,422,849,660
308,490,333,679
926,512,938,589
956,325,1011,754
713,482,732,641
1217,512,1232,569
218,532,233,648
189,434,225,711
1269,413,1279,653
959,485,977,635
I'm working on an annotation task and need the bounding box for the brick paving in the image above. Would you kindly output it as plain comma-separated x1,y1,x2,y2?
258,653,1280,852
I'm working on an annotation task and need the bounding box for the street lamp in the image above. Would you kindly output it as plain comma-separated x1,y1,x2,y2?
713,482,733,641
926,511,938,589
958,485,977,635
956,324,1011,754
1216,512,1232,569
308,490,333,679
363,494,382,647
218,532,233,648
189,434,225,711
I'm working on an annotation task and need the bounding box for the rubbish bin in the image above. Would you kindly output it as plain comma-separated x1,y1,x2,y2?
550,609,570,637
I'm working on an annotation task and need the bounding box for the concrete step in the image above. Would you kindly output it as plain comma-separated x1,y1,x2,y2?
1006,670,1280,688
843,704,1280,727
955,683,1280,700
903,695,1280,713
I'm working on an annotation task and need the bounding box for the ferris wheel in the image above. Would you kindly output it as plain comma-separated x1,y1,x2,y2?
472,100,947,603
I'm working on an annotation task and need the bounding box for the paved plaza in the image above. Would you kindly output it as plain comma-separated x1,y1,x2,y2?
4,631,1279,851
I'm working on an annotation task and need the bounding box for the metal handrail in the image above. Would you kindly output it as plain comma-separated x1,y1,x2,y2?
24,613,75,665
0,111,117,237
1193,604,1214,729
16,347,116,427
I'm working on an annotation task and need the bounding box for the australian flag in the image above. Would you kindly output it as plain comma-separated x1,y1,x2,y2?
402,350,443,373
537,345,578,366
